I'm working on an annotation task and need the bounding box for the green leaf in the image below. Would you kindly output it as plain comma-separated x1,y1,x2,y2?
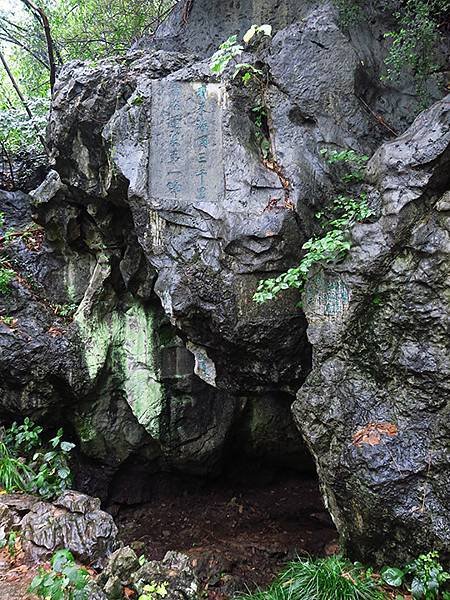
52,549,75,572
381,567,405,587
411,577,426,598
60,441,75,452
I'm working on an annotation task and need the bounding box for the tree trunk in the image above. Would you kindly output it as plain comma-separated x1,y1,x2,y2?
0,51,47,149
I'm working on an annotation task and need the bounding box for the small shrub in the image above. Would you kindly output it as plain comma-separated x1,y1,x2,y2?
253,148,372,304
320,148,370,183
28,429,75,499
53,303,78,319
3,417,43,455
383,0,449,102
0,315,17,328
210,34,244,75
139,581,169,600
0,97,49,156
0,421,75,500
333,0,363,27
253,192,372,303
0,529,19,559
29,549,91,600
210,24,272,82
381,551,450,599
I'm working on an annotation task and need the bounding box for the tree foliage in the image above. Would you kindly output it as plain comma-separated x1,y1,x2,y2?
0,0,175,163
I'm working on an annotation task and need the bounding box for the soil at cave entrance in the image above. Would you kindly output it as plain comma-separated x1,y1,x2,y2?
115,475,337,599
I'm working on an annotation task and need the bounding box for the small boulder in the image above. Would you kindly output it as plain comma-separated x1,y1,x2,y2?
20,490,119,568
132,551,199,600
98,546,141,600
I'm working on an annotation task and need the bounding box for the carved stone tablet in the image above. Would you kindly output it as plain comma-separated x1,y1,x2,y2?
149,81,225,218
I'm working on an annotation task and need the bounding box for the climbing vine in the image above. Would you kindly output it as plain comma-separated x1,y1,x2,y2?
253,150,372,304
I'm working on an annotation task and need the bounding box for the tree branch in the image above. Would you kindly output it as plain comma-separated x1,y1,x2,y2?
19,0,57,90
0,51,47,149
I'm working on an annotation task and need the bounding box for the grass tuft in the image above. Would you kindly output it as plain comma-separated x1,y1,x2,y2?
236,555,386,600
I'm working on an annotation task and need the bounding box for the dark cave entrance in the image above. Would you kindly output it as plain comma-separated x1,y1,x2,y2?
106,402,336,595
112,467,336,594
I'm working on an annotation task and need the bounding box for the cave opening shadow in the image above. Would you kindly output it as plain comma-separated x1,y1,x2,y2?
111,397,337,594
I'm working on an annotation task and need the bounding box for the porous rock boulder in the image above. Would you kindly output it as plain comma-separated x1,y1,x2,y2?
46,0,443,401
293,96,450,564
19,490,119,567
99,547,199,600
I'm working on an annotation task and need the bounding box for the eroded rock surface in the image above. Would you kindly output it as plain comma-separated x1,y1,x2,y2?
293,97,450,563
20,490,119,567
0,0,449,565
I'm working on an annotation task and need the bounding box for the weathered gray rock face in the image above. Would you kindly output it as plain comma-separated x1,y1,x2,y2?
0,190,91,417
1,181,310,501
20,490,119,567
293,97,450,564
1,0,449,565
0,491,118,567
46,1,441,404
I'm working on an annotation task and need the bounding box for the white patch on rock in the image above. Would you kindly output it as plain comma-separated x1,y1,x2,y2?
186,341,217,387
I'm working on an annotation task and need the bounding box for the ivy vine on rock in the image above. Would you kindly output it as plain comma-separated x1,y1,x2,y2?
253,149,372,305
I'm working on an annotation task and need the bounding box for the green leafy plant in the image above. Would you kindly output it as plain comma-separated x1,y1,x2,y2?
210,24,272,82
320,148,370,183
0,266,15,295
333,0,363,27
53,303,78,319
0,315,17,327
381,552,450,599
210,26,274,166
0,528,20,559
254,148,372,304
237,555,385,600
3,417,43,455
0,421,75,500
383,0,449,102
139,581,169,600
29,549,91,600
29,429,75,499
210,34,244,75
251,103,271,159
0,97,50,156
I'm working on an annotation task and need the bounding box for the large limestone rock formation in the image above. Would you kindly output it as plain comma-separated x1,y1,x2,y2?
293,98,450,563
1,0,449,563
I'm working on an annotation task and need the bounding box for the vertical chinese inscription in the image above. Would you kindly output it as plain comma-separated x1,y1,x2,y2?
166,83,182,199
195,83,209,201
149,80,224,210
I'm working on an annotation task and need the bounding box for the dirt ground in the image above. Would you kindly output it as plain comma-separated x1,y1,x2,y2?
0,553,36,600
116,475,338,599
0,475,337,599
